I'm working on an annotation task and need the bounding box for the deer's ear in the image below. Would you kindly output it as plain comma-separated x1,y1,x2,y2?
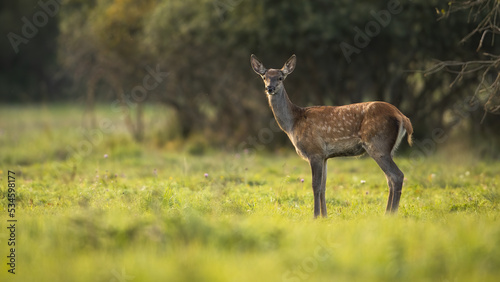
250,54,267,75
281,54,296,76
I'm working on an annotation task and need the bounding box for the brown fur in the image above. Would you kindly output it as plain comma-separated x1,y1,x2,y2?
251,54,413,218
287,102,412,160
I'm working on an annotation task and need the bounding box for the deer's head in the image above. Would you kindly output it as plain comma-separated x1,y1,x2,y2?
251,54,296,95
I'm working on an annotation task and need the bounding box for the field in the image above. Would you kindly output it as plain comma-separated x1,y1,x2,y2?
1,105,499,282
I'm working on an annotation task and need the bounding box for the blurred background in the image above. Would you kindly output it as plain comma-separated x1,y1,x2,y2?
1,0,499,156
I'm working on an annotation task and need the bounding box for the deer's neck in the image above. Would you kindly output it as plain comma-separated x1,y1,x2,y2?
267,88,299,133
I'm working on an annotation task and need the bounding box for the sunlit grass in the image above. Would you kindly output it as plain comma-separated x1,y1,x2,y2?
0,105,499,281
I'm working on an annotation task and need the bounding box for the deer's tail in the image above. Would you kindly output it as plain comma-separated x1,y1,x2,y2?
391,114,413,156
402,115,413,146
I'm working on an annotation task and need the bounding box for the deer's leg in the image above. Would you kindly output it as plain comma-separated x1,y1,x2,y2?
320,159,328,218
389,164,404,213
383,173,396,213
364,146,404,213
310,159,324,218
375,155,404,213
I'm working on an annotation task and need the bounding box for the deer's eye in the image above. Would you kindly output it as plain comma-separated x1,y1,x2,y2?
278,77,283,81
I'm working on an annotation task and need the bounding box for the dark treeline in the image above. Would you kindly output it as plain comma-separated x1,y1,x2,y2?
1,0,499,153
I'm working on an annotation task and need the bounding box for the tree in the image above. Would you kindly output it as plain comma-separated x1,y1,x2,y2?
58,0,156,142
427,0,500,119
52,0,499,150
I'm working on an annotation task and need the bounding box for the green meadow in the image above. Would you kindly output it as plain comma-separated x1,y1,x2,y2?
1,105,499,282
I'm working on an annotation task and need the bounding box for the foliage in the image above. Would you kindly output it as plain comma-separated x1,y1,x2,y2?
1,0,500,147
430,0,500,118
1,105,500,281
0,0,61,101
59,0,500,147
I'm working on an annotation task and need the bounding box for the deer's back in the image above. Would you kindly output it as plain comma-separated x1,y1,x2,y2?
289,102,408,160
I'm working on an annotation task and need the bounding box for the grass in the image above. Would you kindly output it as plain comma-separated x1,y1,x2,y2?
0,104,499,281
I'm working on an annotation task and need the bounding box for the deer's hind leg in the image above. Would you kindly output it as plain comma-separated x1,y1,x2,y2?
362,121,404,213
370,153,404,213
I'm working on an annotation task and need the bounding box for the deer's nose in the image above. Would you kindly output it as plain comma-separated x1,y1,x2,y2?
266,86,275,93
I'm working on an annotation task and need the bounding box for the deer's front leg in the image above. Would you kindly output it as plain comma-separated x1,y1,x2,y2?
320,159,328,217
310,159,324,218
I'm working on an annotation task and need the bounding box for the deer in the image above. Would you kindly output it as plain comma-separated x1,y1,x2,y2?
250,54,413,218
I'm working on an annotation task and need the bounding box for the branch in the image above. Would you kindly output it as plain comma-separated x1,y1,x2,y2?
429,0,500,119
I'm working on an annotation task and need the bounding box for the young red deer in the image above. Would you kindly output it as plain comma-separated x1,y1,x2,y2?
250,54,413,218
